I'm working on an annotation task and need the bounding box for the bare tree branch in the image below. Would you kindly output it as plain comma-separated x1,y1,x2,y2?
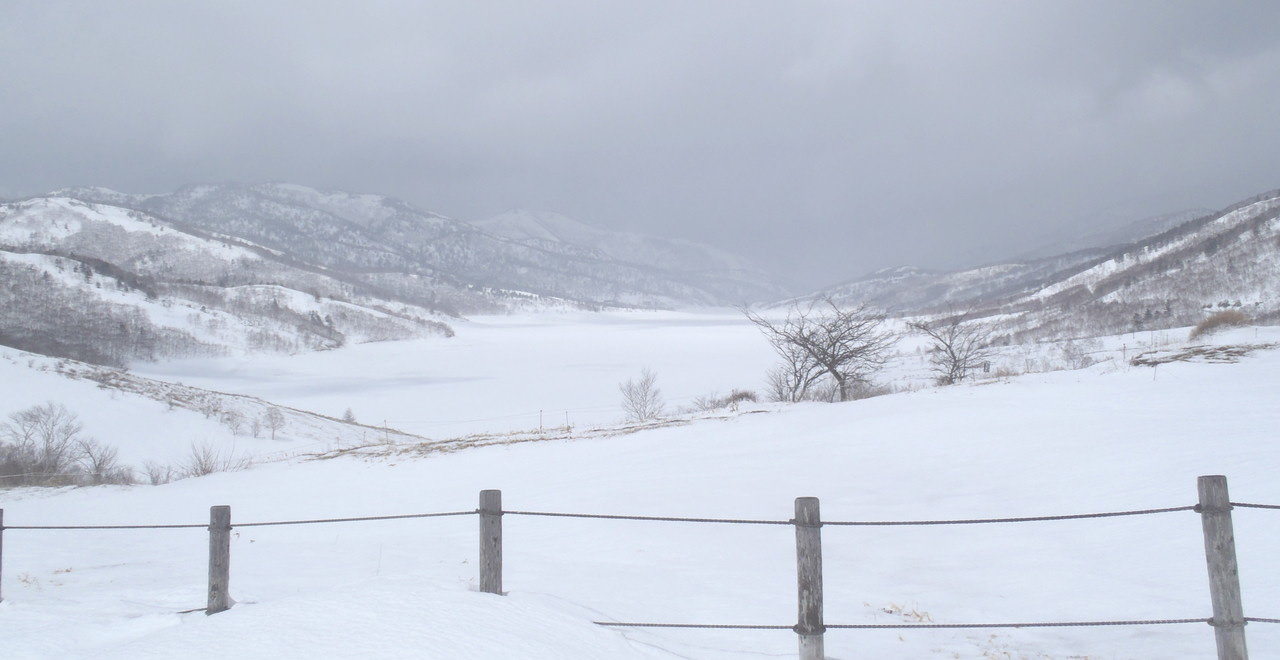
908,310,994,385
620,367,665,422
743,297,894,402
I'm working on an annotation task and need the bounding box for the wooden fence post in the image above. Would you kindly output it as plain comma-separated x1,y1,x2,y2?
479,490,503,595
795,497,825,660
207,505,232,615
1,508,5,603
1198,475,1248,660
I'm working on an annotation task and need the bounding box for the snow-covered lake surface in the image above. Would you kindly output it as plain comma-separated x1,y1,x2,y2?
2,311,1279,659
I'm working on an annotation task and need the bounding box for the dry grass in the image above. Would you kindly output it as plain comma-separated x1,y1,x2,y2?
1129,343,1278,366
1189,310,1250,340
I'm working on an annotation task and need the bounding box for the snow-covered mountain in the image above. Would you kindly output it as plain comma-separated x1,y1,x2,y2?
58,183,792,309
816,247,1111,313
0,195,454,366
1015,208,1210,261
475,208,772,282
1,183,793,365
817,187,1280,340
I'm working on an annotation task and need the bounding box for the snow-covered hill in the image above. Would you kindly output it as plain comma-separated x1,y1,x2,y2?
817,186,1280,342
58,183,792,309
475,209,776,288
0,196,453,366
0,345,425,471
2,312,1279,659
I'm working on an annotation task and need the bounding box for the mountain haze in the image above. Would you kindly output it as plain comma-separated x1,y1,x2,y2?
4,181,1280,367
1,183,793,366
60,183,792,308
818,187,1280,342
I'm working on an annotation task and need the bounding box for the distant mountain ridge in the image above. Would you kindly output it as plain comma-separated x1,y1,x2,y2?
58,183,792,309
474,208,780,295
0,195,456,365
7,180,1279,367
0,183,793,365
816,187,1280,341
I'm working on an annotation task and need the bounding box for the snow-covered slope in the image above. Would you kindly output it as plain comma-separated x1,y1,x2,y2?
1,313,1278,659
816,186,1280,343
0,345,428,469
476,209,762,274
0,196,454,365
814,247,1109,313
57,184,791,309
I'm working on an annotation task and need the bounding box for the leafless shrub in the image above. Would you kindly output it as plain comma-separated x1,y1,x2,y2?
1,402,86,486
689,389,758,413
180,441,252,478
1059,338,1099,370
620,368,665,423
143,460,177,486
1189,310,1251,340
988,366,1021,379
77,438,135,485
0,403,134,486
220,409,245,435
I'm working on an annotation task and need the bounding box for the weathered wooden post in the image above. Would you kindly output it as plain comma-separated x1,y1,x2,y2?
479,490,503,595
1,508,5,603
1198,475,1248,660
794,497,825,660
207,505,232,615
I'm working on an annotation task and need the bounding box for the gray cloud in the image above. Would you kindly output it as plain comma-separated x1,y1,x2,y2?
2,0,1278,288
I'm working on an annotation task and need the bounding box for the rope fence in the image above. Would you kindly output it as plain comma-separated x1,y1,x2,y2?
1233,502,1280,511
504,509,792,525
4,522,209,530
0,477,1277,660
233,510,476,528
595,617,1212,630
4,502,1213,531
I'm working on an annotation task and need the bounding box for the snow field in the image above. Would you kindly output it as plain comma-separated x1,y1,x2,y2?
1,312,1279,658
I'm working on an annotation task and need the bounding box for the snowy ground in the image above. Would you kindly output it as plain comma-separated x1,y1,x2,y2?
2,310,1279,659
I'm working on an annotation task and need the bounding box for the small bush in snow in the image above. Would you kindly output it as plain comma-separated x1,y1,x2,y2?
620,368,665,423
689,389,758,413
180,441,252,478
143,460,177,486
1189,310,1250,340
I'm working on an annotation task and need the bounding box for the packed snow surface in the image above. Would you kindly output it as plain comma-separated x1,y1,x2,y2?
2,311,1279,659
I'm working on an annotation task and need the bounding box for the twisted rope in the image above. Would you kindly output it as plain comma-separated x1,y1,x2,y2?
234,510,475,528
595,618,1208,630
503,510,791,525
823,505,1197,526
1232,502,1280,511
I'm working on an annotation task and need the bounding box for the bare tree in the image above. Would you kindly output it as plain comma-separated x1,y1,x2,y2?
264,407,286,440
619,367,665,423
763,338,826,403
908,311,994,385
221,409,244,435
77,438,133,485
743,297,895,402
1,402,85,483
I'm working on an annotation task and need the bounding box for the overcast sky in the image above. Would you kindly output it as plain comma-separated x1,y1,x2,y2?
2,1,1278,289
